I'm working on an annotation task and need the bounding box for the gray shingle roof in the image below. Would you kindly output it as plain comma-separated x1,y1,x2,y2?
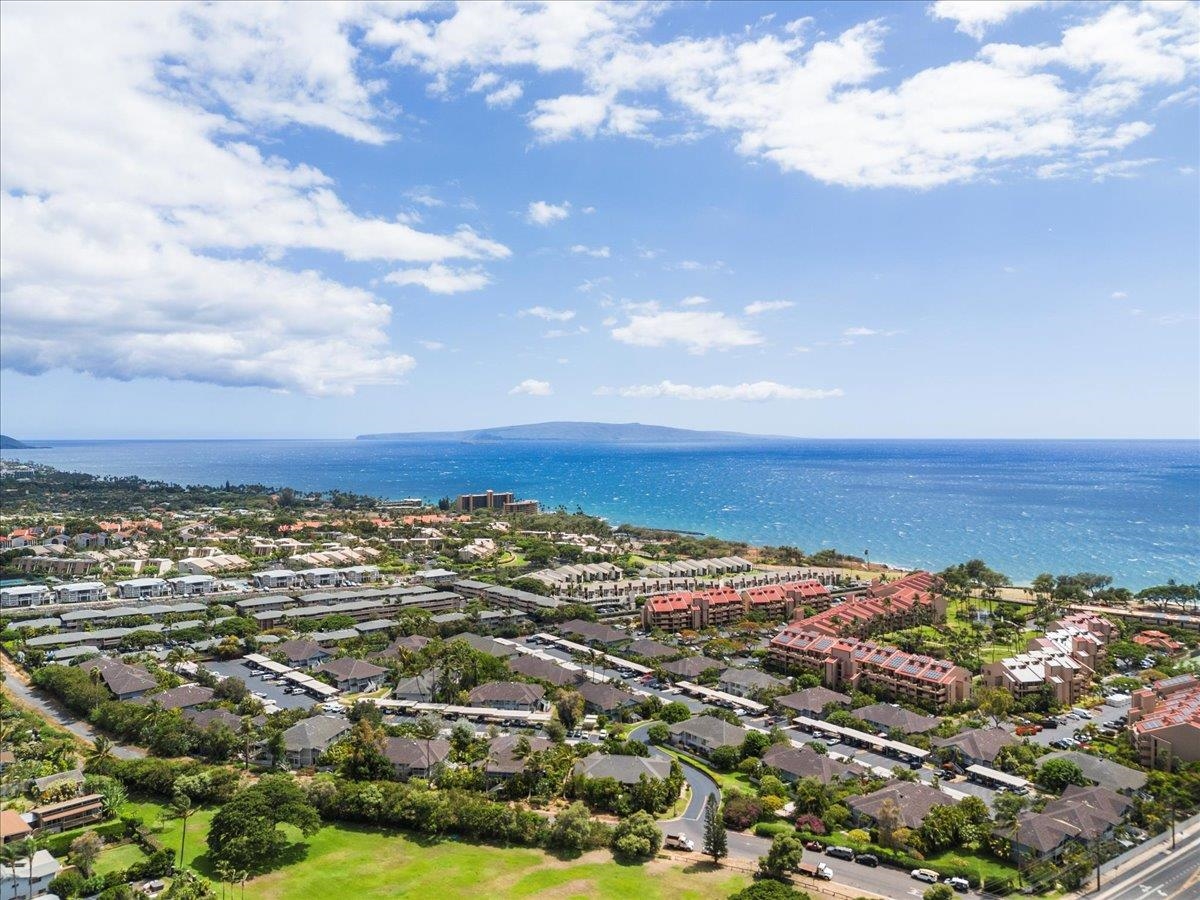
283,715,350,752
669,714,747,748
573,753,672,785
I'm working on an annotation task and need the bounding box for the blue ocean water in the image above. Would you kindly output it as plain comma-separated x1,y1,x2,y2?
4,439,1198,589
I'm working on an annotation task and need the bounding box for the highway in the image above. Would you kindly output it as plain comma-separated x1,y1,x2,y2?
1091,830,1200,900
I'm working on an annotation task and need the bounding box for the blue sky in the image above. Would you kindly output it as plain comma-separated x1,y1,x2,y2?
1,1,1197,439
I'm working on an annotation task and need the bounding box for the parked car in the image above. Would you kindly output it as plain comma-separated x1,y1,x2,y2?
825,846,856,861
803,840,824,852
912,869,940,883
854,853,879,867
944,876,970,892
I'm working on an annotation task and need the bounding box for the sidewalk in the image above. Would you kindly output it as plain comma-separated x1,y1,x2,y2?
1075,809,1200,896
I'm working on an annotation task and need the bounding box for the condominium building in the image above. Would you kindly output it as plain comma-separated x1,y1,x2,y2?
54,582,108,604
114,577,169,600
768,626,971,709
789,570,943,638
982,615,1111,706
1128,674,1200,766
642,579,835,631
456,490,515,512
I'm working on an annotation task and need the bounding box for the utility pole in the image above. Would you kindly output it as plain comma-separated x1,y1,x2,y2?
1171,796,1177,850
1094,836,1102,894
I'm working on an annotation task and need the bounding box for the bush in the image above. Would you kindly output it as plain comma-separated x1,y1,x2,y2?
611,811,662,861
924,886,955,900
793,814,825,835
723,794,765,831
753,821,796,839
49,871,86,899
710,746,741,772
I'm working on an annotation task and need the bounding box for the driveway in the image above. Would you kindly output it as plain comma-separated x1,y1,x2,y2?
1,656,144,759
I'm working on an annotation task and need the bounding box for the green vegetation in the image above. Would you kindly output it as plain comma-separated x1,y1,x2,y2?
92,842,149,876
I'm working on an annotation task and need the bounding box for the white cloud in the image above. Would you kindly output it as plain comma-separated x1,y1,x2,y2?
520,306,576,322
843,326,900,337
366,1,1198,189
406,187,444,207
569,244,611,258
0,3,515,397
679,296,709,307
929,1,1048,41
612,380,843,401
744,300,794,316
385,264,491,294
1111,291,1128,300
486,81,524,107
509,378,552,396
611,310,761,354
419,340,446,351
543,326,589,338
526,200,571,225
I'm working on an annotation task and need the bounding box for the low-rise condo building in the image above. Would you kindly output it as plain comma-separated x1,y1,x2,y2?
1128,674,1200,766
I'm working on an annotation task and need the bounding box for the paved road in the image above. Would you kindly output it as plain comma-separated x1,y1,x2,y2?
626,723,957,900
1091,830,1200,900
1,658,144,759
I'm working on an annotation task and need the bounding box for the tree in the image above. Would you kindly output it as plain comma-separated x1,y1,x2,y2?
555,691,585,729
547,802,593,855
611,811,662,861
68,831,103,877
758,833,804,881
265,730,286,770
710,745,741,772
172,792,194,869
923,886,955,900
93,777,127,816
659,702,692,724
703,795,727,863
741,731,772,759
919,804,963,852
876,797,902,849
86,735,115,768
976,686,1015,725
1036,758,1089,794
793,778,829,816
207,775,320,873
341,718,393,781
730,882,811,900
646,723,670,744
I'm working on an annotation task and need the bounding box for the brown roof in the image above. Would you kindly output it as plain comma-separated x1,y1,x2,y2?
32,793,103,824
0,810,32,842
761,744,858,781
508,655,584,686
932,727,1017,764
774,687,851,714
314,657,387,683
79,658,156,696
577,680,638,712
467,681,545,706
135,683,214,710
483,735,553,776
848,782,952,829
383,737,451,770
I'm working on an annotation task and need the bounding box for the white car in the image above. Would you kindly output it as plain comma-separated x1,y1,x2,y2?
911,869,940,884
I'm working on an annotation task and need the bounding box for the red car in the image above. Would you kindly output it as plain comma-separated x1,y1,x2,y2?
804,840,824,852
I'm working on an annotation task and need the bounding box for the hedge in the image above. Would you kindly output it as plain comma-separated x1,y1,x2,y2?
41,820,127,856
753,822,796,839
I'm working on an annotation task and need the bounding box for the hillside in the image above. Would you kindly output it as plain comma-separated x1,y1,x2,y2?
0,434,38,449
356,421,784,443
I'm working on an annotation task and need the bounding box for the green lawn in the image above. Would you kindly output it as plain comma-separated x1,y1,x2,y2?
924,847,1020,884
656,746,755,796
94,842,149,876
124,800,219,871
125,800,749,900
244,826,748,900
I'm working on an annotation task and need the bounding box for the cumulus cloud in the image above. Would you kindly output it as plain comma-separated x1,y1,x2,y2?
843,326,900,337
569,244,611,258
366,1,1197,189
509,378,553,395
1111,291,1129,300
610,380,843,401
385,264,492,294
418,340,446,351
0,3,510,396
610,310,761,353
929,1,1048,40
526,200,571,225
520,306,576,322
679,296,710,307
744,300,794,316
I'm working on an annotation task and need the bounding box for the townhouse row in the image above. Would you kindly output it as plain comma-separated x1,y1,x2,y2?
641,579,833,631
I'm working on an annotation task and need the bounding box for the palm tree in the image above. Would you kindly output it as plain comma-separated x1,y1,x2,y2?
239,716,255,770
414,716,441,779
86,735,115,769
172,792,194,872
3,836,39,900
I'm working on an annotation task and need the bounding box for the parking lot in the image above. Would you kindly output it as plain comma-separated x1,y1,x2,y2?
1023,702,1127,747
206,659,318,711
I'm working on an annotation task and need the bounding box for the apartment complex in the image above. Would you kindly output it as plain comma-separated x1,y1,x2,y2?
1128,674,1200,766
982,613,1112,706
456,490,513,512
790,570,943,638
641,579,832,631
768,626,971,709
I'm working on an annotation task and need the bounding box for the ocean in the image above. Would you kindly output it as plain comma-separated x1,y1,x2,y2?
4,439,1198,589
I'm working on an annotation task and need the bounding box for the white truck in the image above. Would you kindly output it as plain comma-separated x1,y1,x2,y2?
798,862,834,881
664,833,695,851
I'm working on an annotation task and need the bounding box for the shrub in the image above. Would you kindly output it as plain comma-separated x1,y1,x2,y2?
753,821,795,839
793,814,825,834
845,828,871,845
723,794,765,830
611,811,662,861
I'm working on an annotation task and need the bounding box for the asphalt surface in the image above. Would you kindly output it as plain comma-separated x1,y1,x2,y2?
1093,829,1200,900
1,661,144,759
206,658,317,710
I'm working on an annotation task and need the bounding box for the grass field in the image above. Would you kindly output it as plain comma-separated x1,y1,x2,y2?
924,847,1020,884
94,842,150,876
125,800,749,900
244,829,749,900
124,800,219,872
656,746,755,796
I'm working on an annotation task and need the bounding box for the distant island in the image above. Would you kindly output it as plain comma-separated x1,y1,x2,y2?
0,434,41,449
356,420,788,443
